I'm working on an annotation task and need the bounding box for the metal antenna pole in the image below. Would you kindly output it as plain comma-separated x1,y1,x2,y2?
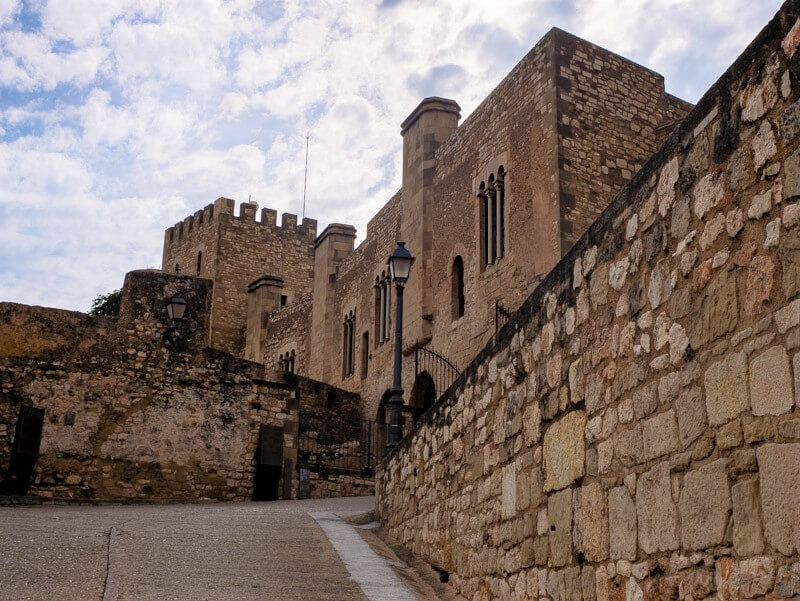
302,135,309,219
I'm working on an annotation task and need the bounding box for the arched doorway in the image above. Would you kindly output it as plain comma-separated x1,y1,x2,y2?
408,371,436,422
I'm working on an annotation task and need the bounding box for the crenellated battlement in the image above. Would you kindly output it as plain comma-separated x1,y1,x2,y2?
164,197,317,247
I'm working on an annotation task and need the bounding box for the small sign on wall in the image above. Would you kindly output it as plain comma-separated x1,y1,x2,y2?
298,468,310,499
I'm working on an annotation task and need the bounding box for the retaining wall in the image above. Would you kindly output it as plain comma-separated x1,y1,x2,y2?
377,4,800,600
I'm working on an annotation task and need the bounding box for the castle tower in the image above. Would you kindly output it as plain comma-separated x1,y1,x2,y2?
162,198,318,356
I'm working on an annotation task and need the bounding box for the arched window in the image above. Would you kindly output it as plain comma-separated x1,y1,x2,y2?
174,262,181,274
342,310,356,378
452,256,465,320
478,167,506,269
361,331,369,378
196,251,202,276
278,353,285,372
288,350,295,373
375,272,391,345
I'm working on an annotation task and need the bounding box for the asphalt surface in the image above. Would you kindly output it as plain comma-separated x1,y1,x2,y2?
0,496,412,601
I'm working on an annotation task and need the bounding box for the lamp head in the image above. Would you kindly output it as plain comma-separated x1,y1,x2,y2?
388,241,414,283
166,294,187,320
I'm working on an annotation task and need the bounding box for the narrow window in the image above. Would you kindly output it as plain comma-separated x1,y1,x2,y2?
289,350,295,373
361,331,369,378
196,251,202,275
374,279,381,348
280,295,288,307
488,175,497,264
342,318,349,378
174,262,181,274
452,256,465,320
279,353,285,372
342,312,356,377
478,182,488,268
498,166,506,258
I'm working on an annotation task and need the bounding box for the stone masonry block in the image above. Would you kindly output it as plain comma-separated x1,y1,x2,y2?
732,478,765,557
502,463,517,520
548,488,573,567
614,423,644,468
757,443,800,555
679,458,730,550
576,482,608,562
675,386,707,448
749,345,793,416
642,409,679,460
544,411,587,491
636,461,679,554
609,486,637,561
704,351,749,425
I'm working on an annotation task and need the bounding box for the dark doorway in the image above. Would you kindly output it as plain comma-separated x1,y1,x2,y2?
253,424,284,501
409,371,436,421
253,465,282,501
1,405,44,496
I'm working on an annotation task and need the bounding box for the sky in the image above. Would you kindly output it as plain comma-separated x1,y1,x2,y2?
0,0,785,311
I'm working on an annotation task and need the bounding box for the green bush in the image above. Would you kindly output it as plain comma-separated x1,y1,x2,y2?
88,289,121,317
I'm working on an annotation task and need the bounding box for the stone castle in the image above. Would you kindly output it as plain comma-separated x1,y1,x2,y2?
161,27,691,426
6,2,800,599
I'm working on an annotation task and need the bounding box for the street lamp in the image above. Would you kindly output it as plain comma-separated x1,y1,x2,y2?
386,242,415,450
166,294,187,320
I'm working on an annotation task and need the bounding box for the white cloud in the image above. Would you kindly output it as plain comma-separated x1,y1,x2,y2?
0,0,786,311
0,0,18,27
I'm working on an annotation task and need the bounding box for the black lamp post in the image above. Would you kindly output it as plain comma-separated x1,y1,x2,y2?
386,241,415,450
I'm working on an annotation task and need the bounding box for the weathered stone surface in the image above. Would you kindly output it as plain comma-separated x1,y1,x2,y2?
642,410,679,460
502,463,517,520
732,478,765,557
679,458,730,550
749,345,793,416
548,488,573,567
785,145,800,200
775,563,800,597
614,423,643,468
636,462,678,554
632,382,658,420
609,486,637,561
576,482,608,562
765,217,781,248
744,255,774,316
704,352,749,426
748,189,772,220
543,411,586,491
675,386,707,448
716,418,743,450
757,443,800,555
728,556,775,599
728,146,753,192
690,269,738,348
752,121,777,170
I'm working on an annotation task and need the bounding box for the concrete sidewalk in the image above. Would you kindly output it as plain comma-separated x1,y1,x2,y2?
0,496,418,601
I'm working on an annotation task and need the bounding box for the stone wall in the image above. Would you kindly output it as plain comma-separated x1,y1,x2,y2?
301,467,375,499
377,4,800,600
0,270,301,501
262,291,312,376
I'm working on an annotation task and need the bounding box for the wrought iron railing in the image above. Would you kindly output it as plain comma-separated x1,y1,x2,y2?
414,346,461,402
297,409,383,473
495,302,511,332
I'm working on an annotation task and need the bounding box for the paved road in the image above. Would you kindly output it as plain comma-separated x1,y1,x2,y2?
0,496,415,601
